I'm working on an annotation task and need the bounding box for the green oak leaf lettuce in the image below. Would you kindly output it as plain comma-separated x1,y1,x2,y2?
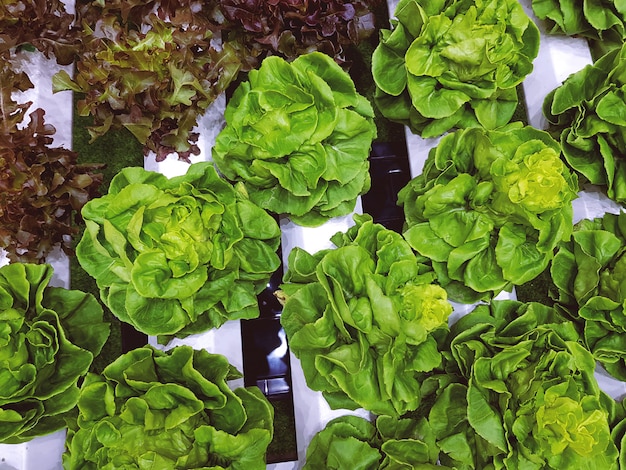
62,345,274,469
371,0,539,137
543,42,626,203
551,210,626,380
279,214,452,417
76,161,282,340
0,263,109,444
212,52,376,227
398,123,578,303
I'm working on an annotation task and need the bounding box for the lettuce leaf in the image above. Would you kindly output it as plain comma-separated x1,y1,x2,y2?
372,0,539,137
551,211,626,380
398,124,579,303
63,345,274,469
279,214,451,417
543,42,626,203
76,161,282,341
0,263,109,444
212,52,376,227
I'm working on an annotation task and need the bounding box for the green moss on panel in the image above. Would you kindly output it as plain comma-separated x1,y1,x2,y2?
71,92,144,373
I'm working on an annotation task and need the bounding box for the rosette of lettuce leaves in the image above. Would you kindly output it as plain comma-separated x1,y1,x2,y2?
551,210,626,380
212,51,377,227
62,345,274,469
440,300,619,469
398,123,579,303
76,161,282,340
0,263,109,444
278,214,452,417
371,0,539,138
543,42,626,203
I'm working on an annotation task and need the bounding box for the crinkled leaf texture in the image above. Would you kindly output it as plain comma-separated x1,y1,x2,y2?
371,0,539,137
279,214,451,417
213,51,377,227
0,63,104,263
52,4,241,161
62,345,274,470
0,0,79,65
544,42,626,203
439,300,619,469
0,263,109,444
76,161,282,341
551,210,626,380
531,0,626,53
398,123,578,303
220,0,376,70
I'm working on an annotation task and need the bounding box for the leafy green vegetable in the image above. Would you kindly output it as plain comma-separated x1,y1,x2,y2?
76,161,282,341
212,51,377,227
442,300,619,469
531,0,626,55
53,3,241,161
551,211,626,380
0,263,109,444
279,214,452,417
544,42,626,203
303,415,382,469
371,0,539,138
62,345,274,469
398,123,578,303
220,0,376,70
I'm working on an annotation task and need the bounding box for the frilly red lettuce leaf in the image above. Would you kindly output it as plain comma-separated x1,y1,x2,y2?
0,64,104,263
220,0,376,70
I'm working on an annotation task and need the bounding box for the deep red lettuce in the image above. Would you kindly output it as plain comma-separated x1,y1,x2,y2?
53,1,241,162
220,0,376,70
0,0,79,65
0,64,103,263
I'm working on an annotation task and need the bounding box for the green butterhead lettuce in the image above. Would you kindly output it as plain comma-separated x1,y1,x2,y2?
212,52,376,227
544,43,626,203
551,211,626,380
531,0,626,55
398,124,578,303
371,0,539,137
279,214,452,417
445,300,619,469
76,161,281,340
0,263,109,444
303,415,382,469
62,345,274,469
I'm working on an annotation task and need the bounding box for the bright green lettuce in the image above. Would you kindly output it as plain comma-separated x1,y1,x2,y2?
531,0,626,55
371,0,539,138
398,123,579,303
551,210,626,380
0,263,109,444
279,214,452,417
76,161,281,340
303,415,382,469
62,345,274,469
544,42,626,203
304,296,624,470
212,52,376,227
444,300,620,469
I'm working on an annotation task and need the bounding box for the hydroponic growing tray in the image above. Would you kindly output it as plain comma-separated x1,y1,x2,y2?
1,0,626,468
